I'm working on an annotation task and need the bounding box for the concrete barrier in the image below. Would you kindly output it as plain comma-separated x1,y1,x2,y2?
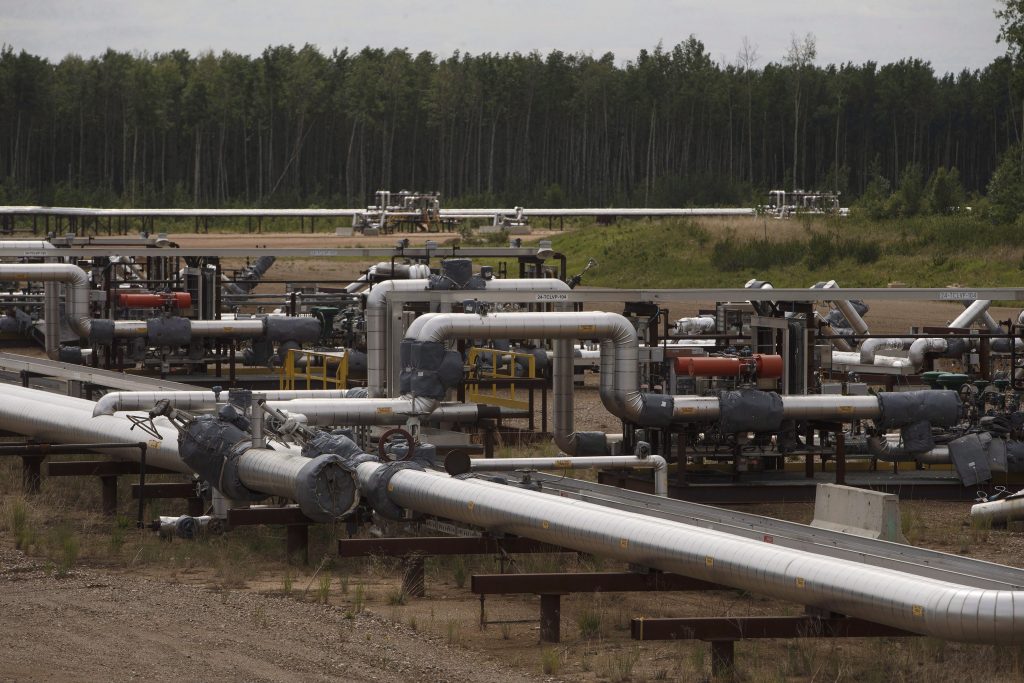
810,483,907,543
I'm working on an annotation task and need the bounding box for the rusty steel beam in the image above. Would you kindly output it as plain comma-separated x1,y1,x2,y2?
47,460,178,477
227,506,314,526
471,571,723,595
0,442,146,455
337,536,568,557
130,482,198,499
631,616,917,641
597,472,982,503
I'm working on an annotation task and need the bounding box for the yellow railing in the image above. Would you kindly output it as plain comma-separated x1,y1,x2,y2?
465,347,536,410
279,348,350,390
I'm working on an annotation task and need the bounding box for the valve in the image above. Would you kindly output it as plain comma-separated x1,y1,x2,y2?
567,258,597,289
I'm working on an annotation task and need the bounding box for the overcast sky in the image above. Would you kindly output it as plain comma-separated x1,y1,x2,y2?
0,0,1007,75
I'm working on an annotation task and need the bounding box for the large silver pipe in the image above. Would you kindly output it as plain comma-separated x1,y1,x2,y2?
367,280,435,397
0,384,352,521
43,280,60,359
0,263,95,338
813,312,853,352
0,240,55,250
0,384,188,472
447,454,669,496
971,493,1024,527
92,388,497,427
354,460,1024,643
366,277,571,397
908,337,949,370
413,312,892,426
950,299,991,329
859,337,911,365
188,319,267,338
92,389,364,417
867,434,950,464
819,280,869,335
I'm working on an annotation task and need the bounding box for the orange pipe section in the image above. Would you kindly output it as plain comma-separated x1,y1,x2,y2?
675,354,784,379
117,292,192,309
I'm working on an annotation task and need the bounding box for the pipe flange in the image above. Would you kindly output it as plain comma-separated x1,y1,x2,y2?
365,460,424,521
378,427,415,461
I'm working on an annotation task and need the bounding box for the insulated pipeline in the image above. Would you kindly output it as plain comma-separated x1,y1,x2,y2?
92,389,365,417
366,277,571,397
0,384,354,521
356,460,1024,644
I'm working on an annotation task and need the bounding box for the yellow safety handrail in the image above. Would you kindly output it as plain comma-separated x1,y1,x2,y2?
279,348,350,390
465,347,536,410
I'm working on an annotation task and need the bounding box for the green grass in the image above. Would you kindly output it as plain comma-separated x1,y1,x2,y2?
545,214,1024,289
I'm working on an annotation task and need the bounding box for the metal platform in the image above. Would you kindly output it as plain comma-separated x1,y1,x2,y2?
597,468,986,503
0,352,199,392
530,472,1024,590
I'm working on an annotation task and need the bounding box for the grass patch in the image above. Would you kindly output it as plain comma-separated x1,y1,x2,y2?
541,648,561,675
547,214,1024,289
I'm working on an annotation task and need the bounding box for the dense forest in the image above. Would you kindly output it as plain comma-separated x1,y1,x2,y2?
0,34,1022,209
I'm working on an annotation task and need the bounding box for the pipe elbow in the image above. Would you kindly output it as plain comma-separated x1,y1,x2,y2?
92,393,119,417
907,338,946,370
859,337,908,365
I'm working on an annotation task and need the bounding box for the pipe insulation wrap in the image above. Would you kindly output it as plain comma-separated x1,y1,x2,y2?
0,385,356,522
92,389,366,417
356,460,1024,643
365,277,571,397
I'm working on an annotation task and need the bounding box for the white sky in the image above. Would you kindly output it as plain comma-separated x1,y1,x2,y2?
0,0,1007,75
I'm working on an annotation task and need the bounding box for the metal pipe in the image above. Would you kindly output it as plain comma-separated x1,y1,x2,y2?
269,399,497,426
866,434,950,464
859,337,911,365
0,240,55,250
907,337,948,370
819,280,869,335
412,312,895,426
366,277,570,397
92,389,364,417
355,460,1024,643
950,300,991,329
0,263,96,338
43,280,60,359
814,312,854,352
0,205,756,219
971,493,1024,527
0,384,352,521
445,454,669,496
188,319,266,338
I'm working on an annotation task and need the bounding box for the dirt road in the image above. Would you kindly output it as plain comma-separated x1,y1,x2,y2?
0,547,540,683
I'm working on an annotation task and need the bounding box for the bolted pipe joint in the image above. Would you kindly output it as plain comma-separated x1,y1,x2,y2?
363,461,425,520
293,454,361,522
178,413,265,502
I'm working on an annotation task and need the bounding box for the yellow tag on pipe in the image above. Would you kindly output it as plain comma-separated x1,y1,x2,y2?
578,324,597,334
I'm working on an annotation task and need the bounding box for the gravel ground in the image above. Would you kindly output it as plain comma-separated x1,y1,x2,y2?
0,546,541,683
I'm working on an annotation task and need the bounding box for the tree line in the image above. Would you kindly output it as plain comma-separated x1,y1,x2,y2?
0,38,1020,210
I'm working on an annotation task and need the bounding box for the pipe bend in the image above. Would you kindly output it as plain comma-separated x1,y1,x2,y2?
907,338,947,371
859,337,910,365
